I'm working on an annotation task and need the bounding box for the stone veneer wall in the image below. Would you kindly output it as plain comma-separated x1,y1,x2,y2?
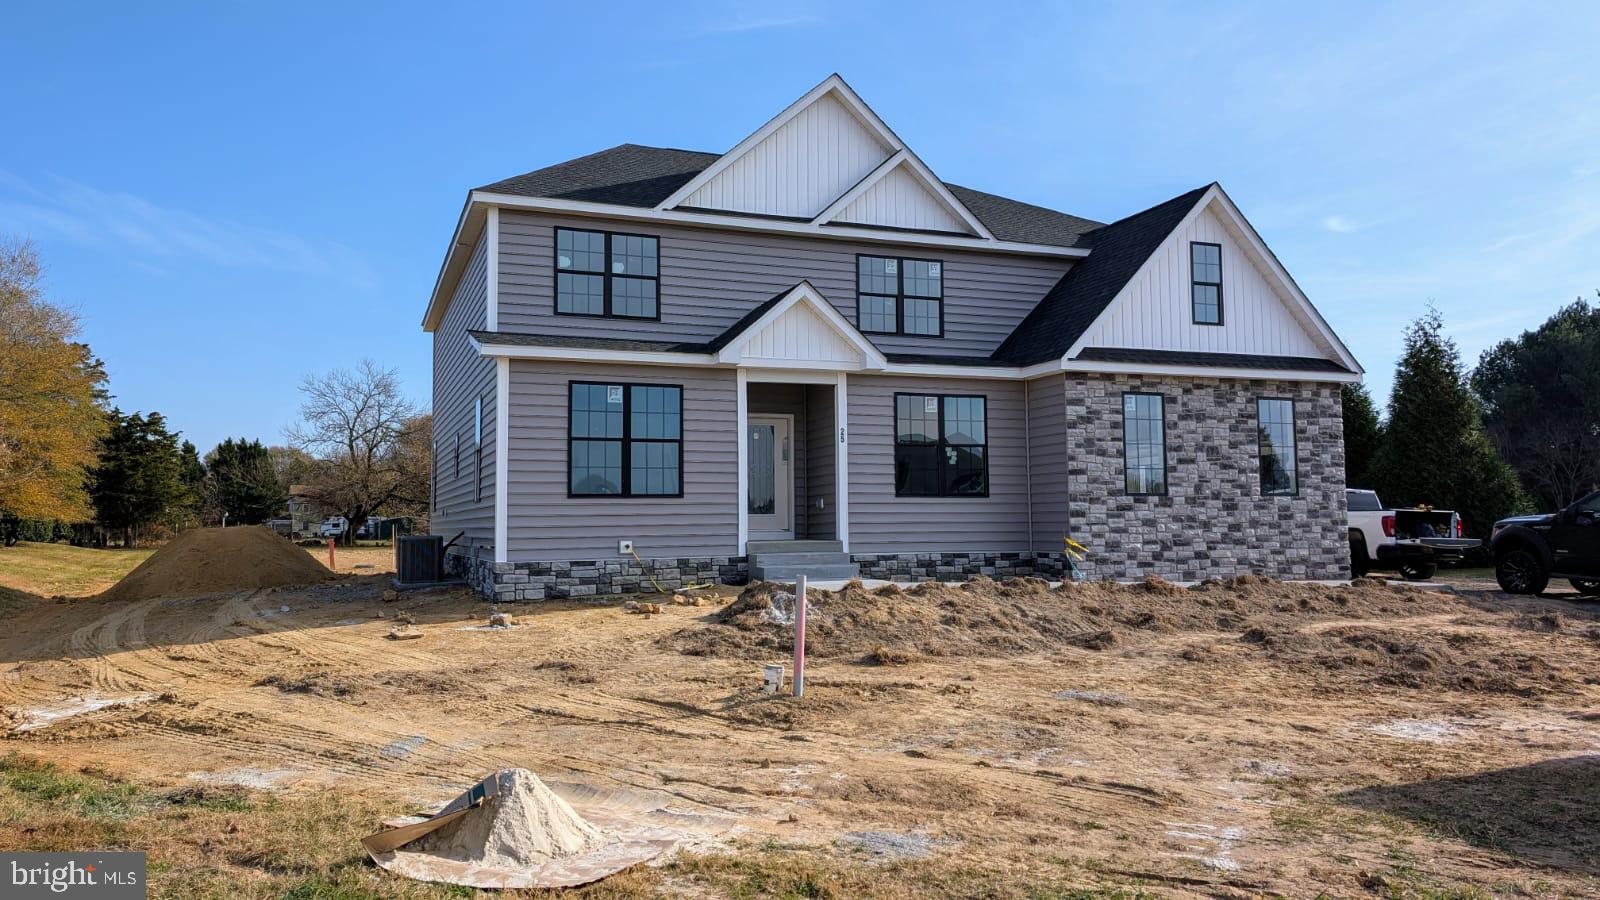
447,547,747,601
851,551,1065,581
1062,373,1348,581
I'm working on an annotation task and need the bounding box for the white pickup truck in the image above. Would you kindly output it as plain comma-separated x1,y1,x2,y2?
1346,489,1480,580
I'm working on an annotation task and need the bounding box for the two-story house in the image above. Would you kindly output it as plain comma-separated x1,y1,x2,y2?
424,75,1361,601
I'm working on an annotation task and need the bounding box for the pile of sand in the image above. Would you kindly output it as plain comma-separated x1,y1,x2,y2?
662,575,1466,661
413,768,606,868
100,526,333,602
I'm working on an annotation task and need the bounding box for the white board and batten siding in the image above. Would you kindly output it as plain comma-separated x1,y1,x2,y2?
736,301,864,369
1077,204,1330,359
846,374,1032,555
833,163,968,234
504,360,738,561
431,238,496,548
680,94,891,219
497,210,1072,359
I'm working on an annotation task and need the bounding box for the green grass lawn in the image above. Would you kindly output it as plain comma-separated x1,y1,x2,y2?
0,541,154,600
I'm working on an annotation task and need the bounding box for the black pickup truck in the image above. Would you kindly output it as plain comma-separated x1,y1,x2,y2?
1489,490,1600,595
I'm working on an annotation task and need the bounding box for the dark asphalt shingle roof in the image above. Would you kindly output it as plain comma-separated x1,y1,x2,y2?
1072,347,1351,373
476,144,1104,248
992,185,1213,365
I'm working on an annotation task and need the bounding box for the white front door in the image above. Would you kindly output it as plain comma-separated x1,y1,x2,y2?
748,415,794,539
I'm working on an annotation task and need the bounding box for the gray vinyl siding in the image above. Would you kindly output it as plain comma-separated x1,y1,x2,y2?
805,384,837,541
748,383,808,539
1026,375,1070,552
431,237,495,549
497,210,1072,358
505,361,738,560
845,374,1031,554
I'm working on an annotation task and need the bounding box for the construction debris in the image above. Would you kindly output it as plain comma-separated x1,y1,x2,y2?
488,611,514,628
388,625,423,641
363,768,676,889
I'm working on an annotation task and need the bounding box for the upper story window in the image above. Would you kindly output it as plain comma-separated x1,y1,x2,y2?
555,228,659,319
1191,241,1222,325
894,393,987,497
1257,398,1298,496
1122,392,1167,496
568,382,682,497
858,255,943,337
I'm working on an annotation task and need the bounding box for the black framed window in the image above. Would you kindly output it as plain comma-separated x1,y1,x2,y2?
568,382,682,497
1257,398,1298,496
1191,242,1222,325
556,228,659,319
1122,392,1167,496
894,394,987,497
858,256,943,336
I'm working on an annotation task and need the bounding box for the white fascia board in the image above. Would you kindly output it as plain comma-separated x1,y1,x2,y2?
485,207,499,331
810,149,907,224
716,282,888,369
421,197,484,332
657,74,901,212
1062,358,1361,383
472,191,1088,259
469,337,1350,382
470,338,717,367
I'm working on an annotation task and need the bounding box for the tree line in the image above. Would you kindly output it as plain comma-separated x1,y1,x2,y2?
0,237,430,548
1342,297,1600,537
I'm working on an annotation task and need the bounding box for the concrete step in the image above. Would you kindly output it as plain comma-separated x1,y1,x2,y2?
750,563,861,583
746,540,844,555
749,551,852,568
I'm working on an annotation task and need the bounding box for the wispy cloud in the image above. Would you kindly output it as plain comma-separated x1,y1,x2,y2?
0,170,375,290
1321,215,1364,234
695,13,820,35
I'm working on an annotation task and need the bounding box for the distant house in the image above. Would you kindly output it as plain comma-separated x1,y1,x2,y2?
286,485,321,537
423,75,1360,601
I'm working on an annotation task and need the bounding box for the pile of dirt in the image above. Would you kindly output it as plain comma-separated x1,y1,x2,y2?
99,526,333,602
413,768,605,868
661,575,1463,661
1240,624,1575,695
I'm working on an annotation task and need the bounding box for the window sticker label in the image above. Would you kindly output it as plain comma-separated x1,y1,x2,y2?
928,262,940,277
885,259,898,275
557,254,571,268
607,386,623,404
924,396,938,414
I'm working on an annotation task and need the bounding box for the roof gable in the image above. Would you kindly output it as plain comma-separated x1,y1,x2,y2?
710,281,888,371
657,75,991,237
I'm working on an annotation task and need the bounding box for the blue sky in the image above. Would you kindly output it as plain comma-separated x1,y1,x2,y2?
4,2,1598,453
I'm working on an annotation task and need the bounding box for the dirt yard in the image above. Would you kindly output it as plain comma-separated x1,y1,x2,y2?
1,547,1598,897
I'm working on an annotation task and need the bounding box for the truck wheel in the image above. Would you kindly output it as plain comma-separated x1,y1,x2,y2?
1571,579,1600,597
1349,538,1371,577
1496,549,1549,595
1398,563,1437,582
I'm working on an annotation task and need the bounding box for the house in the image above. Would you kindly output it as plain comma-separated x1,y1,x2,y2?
423,75,1361,601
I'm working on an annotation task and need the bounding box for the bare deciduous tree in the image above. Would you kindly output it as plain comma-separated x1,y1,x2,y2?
287,360,420,544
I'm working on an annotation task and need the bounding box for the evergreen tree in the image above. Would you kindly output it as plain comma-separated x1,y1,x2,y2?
1368,308,1526,537
1340,383,1382,488
203,438,286,525
1471,296,1600,509
89,410,191,545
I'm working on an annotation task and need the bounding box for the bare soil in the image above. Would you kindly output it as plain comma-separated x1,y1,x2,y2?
98,526,333,601
2,567,1599,896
